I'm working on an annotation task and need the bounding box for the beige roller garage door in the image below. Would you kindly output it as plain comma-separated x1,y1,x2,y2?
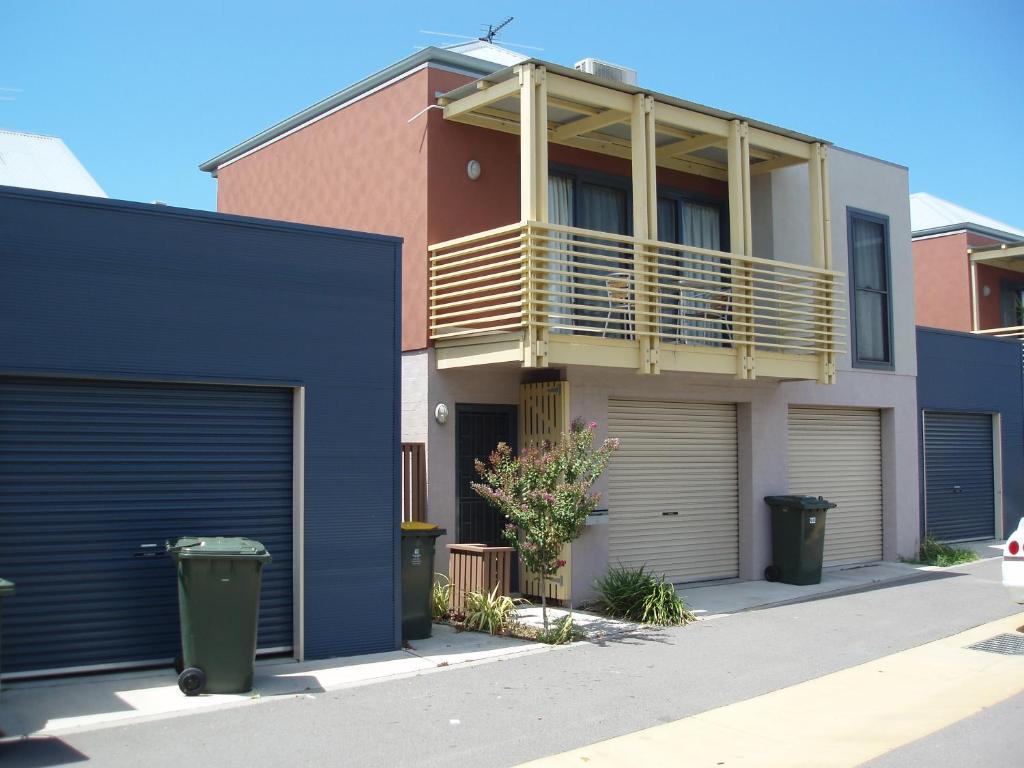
608,399,738,583
788,406,882,566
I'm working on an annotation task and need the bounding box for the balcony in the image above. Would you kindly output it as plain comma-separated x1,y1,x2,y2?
431,61,845,382
430,222,843,381
970,242,1024,341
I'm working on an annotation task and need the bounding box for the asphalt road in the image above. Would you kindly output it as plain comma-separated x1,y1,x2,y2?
1,557,1018,768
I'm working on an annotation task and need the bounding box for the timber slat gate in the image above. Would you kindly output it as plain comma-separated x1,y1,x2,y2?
401,442,426,523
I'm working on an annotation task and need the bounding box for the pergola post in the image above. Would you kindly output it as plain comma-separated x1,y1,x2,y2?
520,64,549,367
631,94,658,373
809,142,836,383
969,257,980,331
728,120,755,379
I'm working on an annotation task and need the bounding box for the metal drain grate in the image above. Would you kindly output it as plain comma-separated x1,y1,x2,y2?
966,633,1024,656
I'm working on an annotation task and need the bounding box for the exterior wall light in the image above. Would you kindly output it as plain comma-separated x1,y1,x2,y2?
434,403,449,424
466,159,482,181
982,285,992,297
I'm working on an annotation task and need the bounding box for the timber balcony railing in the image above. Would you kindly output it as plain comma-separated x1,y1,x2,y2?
973,326,1024,341
429,222,845,382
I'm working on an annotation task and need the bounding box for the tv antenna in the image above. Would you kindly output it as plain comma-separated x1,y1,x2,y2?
418,17,543,52
480,16,513,43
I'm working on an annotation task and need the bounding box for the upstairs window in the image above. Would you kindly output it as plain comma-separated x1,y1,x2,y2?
848,209,893,368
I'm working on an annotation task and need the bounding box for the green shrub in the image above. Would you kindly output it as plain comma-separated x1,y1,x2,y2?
915,534,979,567
594,564,695,626
431,574,452,622
535,614,583,645
463,585,521,635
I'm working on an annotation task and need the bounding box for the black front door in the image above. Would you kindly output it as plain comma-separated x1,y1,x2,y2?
456,404,517,547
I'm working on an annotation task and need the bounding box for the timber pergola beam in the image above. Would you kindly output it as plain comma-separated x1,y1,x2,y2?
656,133,725,162
438,63,820,183
969,242,1024,273
550,108,631,142
442,76,521,121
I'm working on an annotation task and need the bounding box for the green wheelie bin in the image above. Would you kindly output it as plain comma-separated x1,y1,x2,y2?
167,537,271,696
400,522,446,642
0,578,13,693
764,496,836,586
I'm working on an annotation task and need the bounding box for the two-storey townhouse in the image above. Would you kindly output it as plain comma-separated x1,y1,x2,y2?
201,42,920,602
910,193,1023,544
910,192,1024,337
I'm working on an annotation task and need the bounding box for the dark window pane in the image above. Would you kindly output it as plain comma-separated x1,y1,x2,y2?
580,183,627,235
851,217,886,290
657,197,677,243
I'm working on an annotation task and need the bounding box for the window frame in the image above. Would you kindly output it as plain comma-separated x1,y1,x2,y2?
847,206,895,370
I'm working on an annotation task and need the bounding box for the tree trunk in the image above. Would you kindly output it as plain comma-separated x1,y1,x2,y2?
540,568,549,633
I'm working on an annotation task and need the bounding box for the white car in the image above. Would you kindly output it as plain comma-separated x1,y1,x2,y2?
1004,518,1024,604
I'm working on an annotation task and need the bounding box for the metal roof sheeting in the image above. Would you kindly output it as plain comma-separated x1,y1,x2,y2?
910,192,1024,240
0,130,106,197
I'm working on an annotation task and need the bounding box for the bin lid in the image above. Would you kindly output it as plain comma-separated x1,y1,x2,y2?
400,521,446,537
0,577,14,597
764,495,836,510
167,536,272,562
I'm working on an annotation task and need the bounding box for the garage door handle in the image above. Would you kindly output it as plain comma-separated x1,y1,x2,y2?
952,485,962,494
662,511,679,516
134,544,169,559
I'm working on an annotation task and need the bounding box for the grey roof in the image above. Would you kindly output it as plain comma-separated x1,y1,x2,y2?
201,46,836,176
0,129,106,196
199,48,503,174
910,192,1024,241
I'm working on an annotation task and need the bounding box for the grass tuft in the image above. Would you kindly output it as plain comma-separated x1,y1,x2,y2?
913,534,980,567
431,574,452,622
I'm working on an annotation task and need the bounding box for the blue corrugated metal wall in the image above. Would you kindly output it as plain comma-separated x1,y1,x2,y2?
916,327,1024,538
0,186,401,664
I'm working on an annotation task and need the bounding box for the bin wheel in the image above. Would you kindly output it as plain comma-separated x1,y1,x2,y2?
173,653,184,674
765,565,781,582
178,667,206,696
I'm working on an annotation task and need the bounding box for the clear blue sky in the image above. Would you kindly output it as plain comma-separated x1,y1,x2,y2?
3,1,1021,227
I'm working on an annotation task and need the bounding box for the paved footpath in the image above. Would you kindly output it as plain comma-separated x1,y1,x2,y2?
1,557,1019,767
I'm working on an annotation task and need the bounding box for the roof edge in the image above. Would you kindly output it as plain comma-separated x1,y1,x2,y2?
199,48,502,174
911,222,1024,243
0,184,403,245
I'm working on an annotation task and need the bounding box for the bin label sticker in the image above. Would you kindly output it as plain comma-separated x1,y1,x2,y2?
809,516,817,525
411,547,422,566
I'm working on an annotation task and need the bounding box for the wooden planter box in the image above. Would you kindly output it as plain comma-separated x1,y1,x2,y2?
448,544,515,614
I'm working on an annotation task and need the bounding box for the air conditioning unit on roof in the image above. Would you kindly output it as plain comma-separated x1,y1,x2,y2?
574,58,638,86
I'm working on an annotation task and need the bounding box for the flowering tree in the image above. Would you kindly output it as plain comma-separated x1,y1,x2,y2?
471,419,619,630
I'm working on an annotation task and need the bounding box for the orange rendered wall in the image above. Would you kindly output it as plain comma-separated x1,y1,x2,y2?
216,68,433,351
216,65,730,352
912,230,1016,332
424,69,728,249
912,232,972,332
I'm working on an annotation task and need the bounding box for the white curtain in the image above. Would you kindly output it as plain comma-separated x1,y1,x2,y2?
680,202,722,343
546,176,574,333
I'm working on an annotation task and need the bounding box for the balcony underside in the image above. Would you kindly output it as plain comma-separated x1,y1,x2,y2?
434,330,823,380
